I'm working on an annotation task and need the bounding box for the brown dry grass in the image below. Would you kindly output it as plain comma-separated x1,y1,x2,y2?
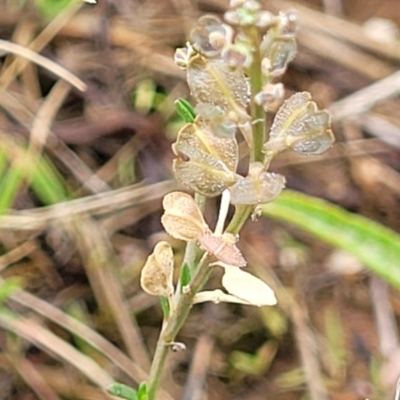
0,0,400,399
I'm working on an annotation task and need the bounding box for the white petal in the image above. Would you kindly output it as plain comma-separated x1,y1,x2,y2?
222,267,277,306
193,289,253,305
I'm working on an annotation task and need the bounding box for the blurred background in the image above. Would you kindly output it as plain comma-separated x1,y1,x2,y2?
0,0,400,399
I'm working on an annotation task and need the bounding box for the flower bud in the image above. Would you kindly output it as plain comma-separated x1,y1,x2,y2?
254,82,285,112
191,15,233,58
174,46,197,69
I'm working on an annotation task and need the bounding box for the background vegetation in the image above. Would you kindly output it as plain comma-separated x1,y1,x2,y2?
0,0,400,399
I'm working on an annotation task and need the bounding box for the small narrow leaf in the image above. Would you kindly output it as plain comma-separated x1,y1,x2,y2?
107,383,139,400
0,278,22,305
175,99,196,123
138,382,148,400
179,263,192,289
31,155,68,204
0,166,23,215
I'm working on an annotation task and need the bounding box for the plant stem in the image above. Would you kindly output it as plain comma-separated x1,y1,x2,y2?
146,253,212,399
247,27,266,163
226,205,252,235
146,337,169,399
147,22,269,400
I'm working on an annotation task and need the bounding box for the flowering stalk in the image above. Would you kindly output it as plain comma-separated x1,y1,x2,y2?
147,253,212,399
109,1,335,399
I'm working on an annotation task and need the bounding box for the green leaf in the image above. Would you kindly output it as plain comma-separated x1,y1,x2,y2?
107,383,139,400
31,155,68,204
138,382,148,400
230,341,278,375
0,166,23,215
262,190,400,288
0,146,67,215
175,99,196,123
179,263,192,289
159,296,170,319
34,0,73,18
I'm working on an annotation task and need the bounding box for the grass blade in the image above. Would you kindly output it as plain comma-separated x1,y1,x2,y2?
262,190,400,288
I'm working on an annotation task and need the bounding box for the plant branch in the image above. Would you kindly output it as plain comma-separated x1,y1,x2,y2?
247,27,266,163
147,253,212,399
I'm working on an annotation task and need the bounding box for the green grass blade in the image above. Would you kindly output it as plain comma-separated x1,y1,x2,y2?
30,155,68,204
262,190,400,288
0,166,23,215
0,150,7,178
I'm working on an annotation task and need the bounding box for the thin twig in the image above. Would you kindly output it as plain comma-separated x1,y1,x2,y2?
70,216,151,371
0,180,179,230
329,70,400,121
29,80,71,154
0,40,86,91
0,0,83,88
369,276,399,358
0,313,115,388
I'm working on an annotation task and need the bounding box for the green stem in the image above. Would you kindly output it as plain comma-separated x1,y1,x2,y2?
225,205,252,235
147,22,269,400
247,27,266,163
147,253,212,399
146,337,169,400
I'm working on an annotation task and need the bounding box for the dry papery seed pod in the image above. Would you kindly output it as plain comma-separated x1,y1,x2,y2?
264,91,334,156
161,191,209,241
140,241,175,298
172,118,239,197
229,162,286,205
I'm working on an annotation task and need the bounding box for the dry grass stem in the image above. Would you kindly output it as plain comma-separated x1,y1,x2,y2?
0,40,86,91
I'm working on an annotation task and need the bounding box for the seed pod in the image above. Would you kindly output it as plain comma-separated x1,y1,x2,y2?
229,162,286,205
265,92,334,155
140,241,174,297
161,192,209,241
172,118,239,197
186,57,250,122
